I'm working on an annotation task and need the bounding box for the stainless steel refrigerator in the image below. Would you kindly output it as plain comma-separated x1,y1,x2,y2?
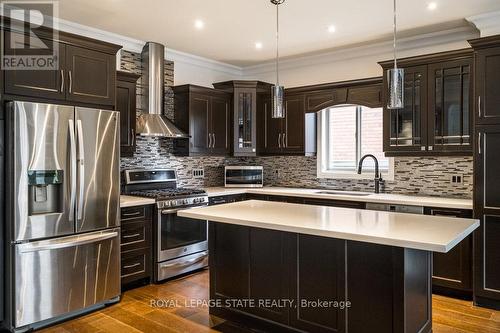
4,101,121,331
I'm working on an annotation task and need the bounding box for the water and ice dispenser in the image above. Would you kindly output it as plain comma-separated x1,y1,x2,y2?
27,170,64,215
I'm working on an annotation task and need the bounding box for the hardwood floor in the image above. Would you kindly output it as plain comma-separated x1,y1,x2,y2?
39,270,500,333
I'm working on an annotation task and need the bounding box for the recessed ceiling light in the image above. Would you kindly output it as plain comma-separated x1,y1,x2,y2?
255,42,263,49
328,25,336,33
194,19,204,30
427,2,437,10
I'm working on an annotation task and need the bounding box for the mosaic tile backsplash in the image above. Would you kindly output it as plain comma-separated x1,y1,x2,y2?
119,50,473,199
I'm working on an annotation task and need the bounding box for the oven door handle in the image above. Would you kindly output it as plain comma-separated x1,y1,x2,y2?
160,204,208,215
159,253,207,269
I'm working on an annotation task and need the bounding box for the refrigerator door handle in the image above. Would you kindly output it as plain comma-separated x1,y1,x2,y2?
76,119,85,221
17,231,118,253
68,119,77,221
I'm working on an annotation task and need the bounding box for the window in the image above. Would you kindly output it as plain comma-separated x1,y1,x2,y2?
317,105,394,180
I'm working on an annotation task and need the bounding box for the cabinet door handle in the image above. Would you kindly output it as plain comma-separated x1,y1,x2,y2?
60,69,64,92
213,133,216,148
208,133,212,148
478,132,482,155
282,133,286,148
131,129,135,146
123,233,141,239
278,133,282,148
68,70,73,94
122,210,142,217
123,263,141,269
478,96,482,118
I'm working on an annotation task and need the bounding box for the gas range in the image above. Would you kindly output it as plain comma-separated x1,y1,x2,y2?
122,169,209,282
128,188,208,209
122,169,208,209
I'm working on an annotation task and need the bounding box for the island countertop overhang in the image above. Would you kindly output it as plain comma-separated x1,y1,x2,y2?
179,200,479,253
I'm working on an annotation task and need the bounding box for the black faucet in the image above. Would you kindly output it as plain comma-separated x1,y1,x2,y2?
357,154,383,194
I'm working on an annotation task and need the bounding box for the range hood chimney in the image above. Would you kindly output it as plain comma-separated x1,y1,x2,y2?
136,42,189,138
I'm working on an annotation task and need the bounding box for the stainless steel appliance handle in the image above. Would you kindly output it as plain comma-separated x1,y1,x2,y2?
68,119,77,221
76,119,85,221
159,254,207,269
68,70,73,94
278,133,282,148
161,204,208,215
60,69,64,92
18,231,118,253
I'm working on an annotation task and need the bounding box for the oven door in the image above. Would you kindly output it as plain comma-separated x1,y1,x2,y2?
157,206,208,262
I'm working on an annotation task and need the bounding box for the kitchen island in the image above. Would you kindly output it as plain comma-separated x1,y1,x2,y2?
179,200,479,333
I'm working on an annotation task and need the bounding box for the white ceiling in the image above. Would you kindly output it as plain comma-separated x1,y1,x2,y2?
58,0,500,66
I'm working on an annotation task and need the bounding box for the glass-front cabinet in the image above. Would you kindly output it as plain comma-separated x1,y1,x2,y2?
380,50,473,156
428,59,472,153
213,80,273,156
385,65,428,153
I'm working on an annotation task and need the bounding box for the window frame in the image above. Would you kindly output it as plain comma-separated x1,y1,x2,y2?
317,106,395,181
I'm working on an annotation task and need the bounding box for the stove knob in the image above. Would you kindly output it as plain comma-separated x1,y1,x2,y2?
183,199,189,205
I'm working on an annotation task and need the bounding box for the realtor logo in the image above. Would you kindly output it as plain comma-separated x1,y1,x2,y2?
1,0,59,70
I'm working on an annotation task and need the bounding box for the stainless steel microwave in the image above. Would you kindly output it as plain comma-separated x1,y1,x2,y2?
224,166,264,188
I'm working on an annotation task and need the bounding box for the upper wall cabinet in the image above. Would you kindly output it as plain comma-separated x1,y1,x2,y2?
173,85,231,156
470,36,500,125
213,81,273,157
379,49,473,156
3,26,121,108
116,71,140,157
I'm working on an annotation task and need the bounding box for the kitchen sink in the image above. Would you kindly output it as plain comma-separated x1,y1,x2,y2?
315,190,372,196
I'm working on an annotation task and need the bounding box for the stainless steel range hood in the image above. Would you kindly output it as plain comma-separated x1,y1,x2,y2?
137,42,189,138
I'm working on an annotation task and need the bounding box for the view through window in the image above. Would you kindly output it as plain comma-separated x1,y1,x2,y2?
319,105,391,178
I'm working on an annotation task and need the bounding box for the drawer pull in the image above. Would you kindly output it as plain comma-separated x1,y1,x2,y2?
122,211,143,217
123,233,141,239
123,262,141,269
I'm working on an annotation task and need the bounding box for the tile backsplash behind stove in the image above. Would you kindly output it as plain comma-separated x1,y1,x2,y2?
119,49,473,199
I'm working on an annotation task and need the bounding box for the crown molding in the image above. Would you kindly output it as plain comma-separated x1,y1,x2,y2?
466,11,500,37
243,23,478,76
55,17,243,76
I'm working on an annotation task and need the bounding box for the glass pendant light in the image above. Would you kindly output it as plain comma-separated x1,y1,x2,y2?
271,0,285,118
387,0,404,109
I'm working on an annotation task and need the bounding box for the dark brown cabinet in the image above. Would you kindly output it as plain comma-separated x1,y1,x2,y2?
380,49,473,156
3,28,120,107
173,85,231,156
470,35,500,309
263,93,305,155
120,205,153,289
424,207,473,297
428,59,472,153
65,45,116,106
289,235,345,333
3,31,66,101
471,40,500,125
473,124,500,307
116,71,140,157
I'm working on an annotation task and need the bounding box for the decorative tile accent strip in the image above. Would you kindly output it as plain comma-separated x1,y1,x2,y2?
119,50,473,198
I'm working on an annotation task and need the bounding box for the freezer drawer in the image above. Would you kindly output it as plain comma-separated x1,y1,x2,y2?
14,228,120,328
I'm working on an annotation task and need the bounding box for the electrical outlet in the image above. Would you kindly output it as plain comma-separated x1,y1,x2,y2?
275,169,281,179
450,174,464,184
192,169,204,179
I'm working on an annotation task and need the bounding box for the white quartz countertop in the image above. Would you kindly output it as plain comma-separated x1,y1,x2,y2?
204,187,473,210
120,195,155,208
179,200,479,253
